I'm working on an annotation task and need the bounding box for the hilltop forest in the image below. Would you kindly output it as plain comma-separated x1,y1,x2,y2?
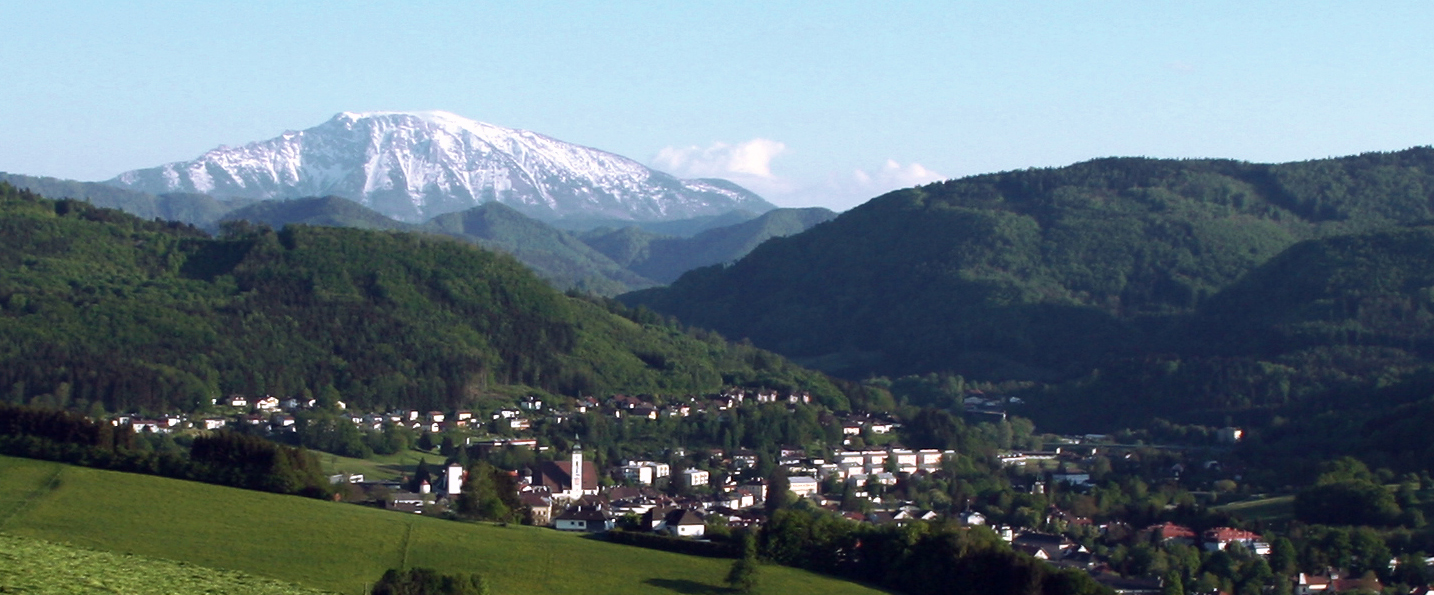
0,182,848,416
623,149,1434,445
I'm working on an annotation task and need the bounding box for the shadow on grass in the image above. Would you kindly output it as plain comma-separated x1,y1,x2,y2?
643,578,732,594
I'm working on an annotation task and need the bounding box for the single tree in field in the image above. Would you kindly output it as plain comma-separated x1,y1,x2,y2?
726,532,760,593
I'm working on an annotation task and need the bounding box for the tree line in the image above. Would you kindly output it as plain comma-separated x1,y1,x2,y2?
0,402,330,498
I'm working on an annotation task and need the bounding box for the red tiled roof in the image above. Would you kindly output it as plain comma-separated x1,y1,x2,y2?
1148,522,1197,540
534,460,599,492
1203,527,1261,542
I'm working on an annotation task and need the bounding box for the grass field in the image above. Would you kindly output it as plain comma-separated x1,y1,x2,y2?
0,456,887,595
318,447,436,482
0,532,332,594
1214,495,1295,522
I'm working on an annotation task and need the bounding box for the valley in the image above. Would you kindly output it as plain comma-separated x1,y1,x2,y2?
4,146,1434,595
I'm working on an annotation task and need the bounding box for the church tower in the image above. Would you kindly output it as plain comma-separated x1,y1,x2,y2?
569,443,583,500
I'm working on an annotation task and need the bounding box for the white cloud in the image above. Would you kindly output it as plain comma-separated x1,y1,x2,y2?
790,160,945,211
653,138,786,179
850,160,944,193
652,138,943,211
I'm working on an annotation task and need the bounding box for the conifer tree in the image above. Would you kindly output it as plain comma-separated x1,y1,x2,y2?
726,532,759,593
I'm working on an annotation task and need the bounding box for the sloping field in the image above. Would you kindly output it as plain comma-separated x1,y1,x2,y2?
1213,495,1295,522
0,456,886,595
0,532,332,594
319,447,432,483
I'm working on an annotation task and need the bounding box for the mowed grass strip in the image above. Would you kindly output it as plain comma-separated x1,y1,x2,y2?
0,456,61,526
0,532,334,595
0,456,888,595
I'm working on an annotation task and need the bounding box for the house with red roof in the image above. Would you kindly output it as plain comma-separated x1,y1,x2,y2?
1146,522,1197,545
1203,527,1269,554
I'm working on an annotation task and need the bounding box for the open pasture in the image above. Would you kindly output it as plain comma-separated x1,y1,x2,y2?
0,456,886,595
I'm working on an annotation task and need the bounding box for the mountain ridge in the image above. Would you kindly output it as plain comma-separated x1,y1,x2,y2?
622,147,1434,381
106,111,776,224
0,181,848,414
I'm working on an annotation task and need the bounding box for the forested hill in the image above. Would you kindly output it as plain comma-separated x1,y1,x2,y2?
0,172,238,227
422,201,660,295
0,182,847,415
1038,223,1434,472
220,195,416,232
581,207,838,283
622,148,1434,384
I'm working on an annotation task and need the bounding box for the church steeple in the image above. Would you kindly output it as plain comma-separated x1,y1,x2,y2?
569,442,584,499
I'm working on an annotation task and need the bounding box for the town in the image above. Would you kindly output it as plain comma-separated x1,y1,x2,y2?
93,386,1388,595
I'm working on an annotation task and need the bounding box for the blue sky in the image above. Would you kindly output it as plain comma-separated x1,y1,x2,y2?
1,1,1431,210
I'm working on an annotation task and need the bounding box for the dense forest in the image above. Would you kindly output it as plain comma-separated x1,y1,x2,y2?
622,148,1434,437
0,182,847,415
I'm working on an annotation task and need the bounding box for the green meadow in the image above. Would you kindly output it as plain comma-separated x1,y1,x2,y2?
0,456,887,595
1213,495,1295,522
319,447,434,483
0,532,331,595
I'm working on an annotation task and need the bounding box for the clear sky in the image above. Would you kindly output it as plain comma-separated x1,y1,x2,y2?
1,1,1431,211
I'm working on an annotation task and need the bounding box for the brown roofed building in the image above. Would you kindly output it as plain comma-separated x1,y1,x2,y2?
532,446,599,499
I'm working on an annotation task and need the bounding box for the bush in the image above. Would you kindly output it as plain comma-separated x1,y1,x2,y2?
1294,480,1401,526
370,568,488,595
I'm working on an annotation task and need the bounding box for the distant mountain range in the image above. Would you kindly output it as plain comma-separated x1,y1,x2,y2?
106,111,775,224
0,110,829,294
212,195,831,295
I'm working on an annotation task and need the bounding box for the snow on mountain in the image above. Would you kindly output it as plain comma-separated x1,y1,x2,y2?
106,111,775,223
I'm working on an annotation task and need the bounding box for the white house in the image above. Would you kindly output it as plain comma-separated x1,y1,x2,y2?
916,449,946,470
788,476,820,498
554,505,614,532
621,462,670,485
662,509,706,538
445,463,465,496
681,469,710,489
622,463,655,485
890,449,919,473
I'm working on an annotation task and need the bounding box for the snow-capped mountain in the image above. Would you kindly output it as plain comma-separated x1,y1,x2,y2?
106,111,775,223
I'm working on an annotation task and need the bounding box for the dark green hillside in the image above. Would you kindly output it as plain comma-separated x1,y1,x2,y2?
1199,225,1434,354
1039,224,1434,478
586,207,837,283
0,183,846,414
624,148,1434,382
1028,225,1434,426
0,172,237,226
581,225,668,268
222,195,416,232
424,202,658,295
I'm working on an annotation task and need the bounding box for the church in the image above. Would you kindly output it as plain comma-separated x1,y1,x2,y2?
531,444,599,500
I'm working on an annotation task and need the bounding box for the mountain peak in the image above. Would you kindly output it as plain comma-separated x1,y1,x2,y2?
106,111,774,224
332,110,505,133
